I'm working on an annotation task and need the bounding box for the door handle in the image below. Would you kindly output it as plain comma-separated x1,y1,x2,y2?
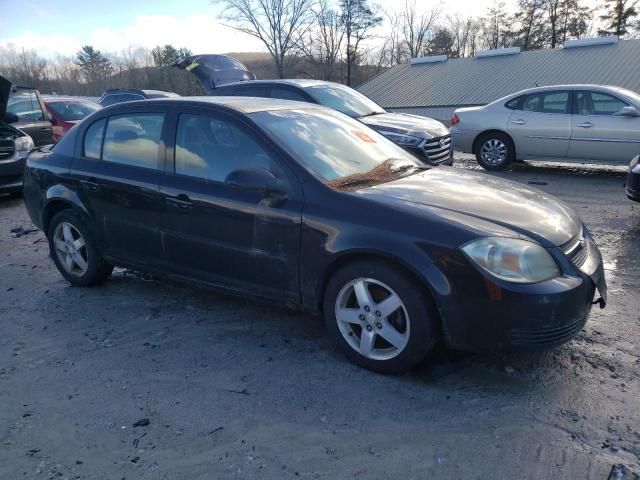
80,179,100,192
511,119,526,125
166,195,193,212
577,122,593,128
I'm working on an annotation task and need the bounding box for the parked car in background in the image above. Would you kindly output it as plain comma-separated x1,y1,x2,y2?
23,96,606,373
451,85,640,170
98,88,180,107
0,75,36,194
44,96,101,142
175,54,452,166
5,80,53,147
626,154,640,202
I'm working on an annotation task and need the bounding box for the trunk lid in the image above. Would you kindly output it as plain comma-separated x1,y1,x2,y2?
174,54,256,94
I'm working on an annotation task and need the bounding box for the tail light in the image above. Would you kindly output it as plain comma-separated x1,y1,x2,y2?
451,113,460,126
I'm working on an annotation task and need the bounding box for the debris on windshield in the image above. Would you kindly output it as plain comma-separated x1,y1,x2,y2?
328,158,424,191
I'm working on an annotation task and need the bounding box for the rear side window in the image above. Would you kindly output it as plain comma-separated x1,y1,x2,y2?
522,91,570,114
102,114,164,169
174,113,278,182
270,87,309,102
84,118,106,159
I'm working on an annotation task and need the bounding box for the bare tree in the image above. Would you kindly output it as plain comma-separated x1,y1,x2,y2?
339,0,383,85
400,0,440,58
214,0,313,78
298,0,345,80
480,1,513,49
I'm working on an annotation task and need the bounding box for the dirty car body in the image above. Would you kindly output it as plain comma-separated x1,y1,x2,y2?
175,54,452,166
23,97,607,372
0,75,36,193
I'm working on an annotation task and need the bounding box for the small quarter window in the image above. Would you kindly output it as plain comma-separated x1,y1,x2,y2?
505,96,522,110
84,118,106,159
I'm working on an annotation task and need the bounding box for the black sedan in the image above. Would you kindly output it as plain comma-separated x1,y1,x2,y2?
22,97,607,374
627,154,640,202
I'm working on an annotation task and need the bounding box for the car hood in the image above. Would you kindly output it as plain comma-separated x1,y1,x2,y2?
174,54,256,94
359,112,449,139
356,168,581,247
0,75,10,119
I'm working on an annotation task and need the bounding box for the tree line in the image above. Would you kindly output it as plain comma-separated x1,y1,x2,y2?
0,0,638,95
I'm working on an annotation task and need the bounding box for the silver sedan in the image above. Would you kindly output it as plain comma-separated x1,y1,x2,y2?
451,85,640,170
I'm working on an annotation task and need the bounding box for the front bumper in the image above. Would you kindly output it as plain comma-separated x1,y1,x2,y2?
0,153,26,193
435,236,606,352
626,155,640,202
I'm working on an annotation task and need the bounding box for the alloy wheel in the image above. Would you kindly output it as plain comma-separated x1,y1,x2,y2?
480,139,508,166
334,278,410,361
53,222,89,277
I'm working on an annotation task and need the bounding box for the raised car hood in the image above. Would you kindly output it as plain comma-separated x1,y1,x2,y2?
359,112,449,139
357,168,581,247
174,54,256,94
0,75,10,119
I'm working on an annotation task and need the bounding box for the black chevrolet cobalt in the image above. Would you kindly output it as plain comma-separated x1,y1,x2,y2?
23,97,607,374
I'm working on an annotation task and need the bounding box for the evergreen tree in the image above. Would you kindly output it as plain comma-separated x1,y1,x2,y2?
75,46,112,84
339,0,382,85
598,0,638,36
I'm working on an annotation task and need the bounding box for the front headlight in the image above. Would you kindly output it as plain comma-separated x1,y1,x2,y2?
461,237,561,283
15,135,35,160
381,131,423,147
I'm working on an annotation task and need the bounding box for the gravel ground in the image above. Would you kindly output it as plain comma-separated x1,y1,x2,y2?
0,157,639,479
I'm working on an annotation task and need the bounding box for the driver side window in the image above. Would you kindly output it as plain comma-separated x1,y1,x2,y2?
174,113,281,182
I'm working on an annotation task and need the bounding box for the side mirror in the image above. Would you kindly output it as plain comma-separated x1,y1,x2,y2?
615,106,640,117
226,167,288,207
225,166,287,195
4,112,19,124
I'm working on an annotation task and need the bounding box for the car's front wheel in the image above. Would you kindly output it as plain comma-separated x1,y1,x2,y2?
47,210,113,286
475,132,515,171
323,260,438,374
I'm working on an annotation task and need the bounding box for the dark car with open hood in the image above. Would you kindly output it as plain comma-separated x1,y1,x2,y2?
0,75,37,194
175,54,452,166
22,96,607,373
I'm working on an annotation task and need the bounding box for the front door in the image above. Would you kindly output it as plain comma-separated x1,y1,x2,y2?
568,90,640,163
7,88,53,146
508,90,572,159
159,108,303,301
71,112,167,269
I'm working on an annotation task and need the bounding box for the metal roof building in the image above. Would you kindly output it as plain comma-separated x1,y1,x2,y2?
358,38,640,123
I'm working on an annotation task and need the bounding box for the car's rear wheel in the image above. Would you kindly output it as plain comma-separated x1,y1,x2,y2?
47,210,113,286
475,132,514,171
323,260,438,374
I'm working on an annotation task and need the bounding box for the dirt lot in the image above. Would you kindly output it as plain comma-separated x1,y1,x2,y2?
1,158,639,479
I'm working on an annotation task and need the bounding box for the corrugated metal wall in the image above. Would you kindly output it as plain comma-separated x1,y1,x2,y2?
359,40,640,110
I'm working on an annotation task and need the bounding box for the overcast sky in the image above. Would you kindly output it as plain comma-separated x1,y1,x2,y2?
0,0,522,58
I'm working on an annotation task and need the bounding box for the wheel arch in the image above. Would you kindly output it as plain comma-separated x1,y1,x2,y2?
42,186,90,233
315,249,442,318
472,129,517,157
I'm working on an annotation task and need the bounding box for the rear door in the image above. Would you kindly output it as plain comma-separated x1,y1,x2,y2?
71,110,167,269
507,90,572,159
568,90,640,163
159,106,303,301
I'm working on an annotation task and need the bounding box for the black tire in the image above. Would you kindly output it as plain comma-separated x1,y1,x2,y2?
47,210,113,286
474,132,515,171
323,260,439,374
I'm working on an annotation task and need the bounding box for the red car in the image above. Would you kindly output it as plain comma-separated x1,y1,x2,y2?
44,97,101,142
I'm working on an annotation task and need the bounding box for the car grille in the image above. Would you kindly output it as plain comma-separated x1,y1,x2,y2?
562,232,589,268
509,319,584,346
423,135,452,163
0,138,15,160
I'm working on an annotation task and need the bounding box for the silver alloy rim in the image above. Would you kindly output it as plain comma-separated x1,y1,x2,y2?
335,278,410,361
53,222,88,277
480,139,507,165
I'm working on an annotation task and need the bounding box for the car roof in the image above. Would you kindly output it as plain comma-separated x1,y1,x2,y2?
509,84,625,95
217,78,336,89
116,96,325,114
43,96,98,103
